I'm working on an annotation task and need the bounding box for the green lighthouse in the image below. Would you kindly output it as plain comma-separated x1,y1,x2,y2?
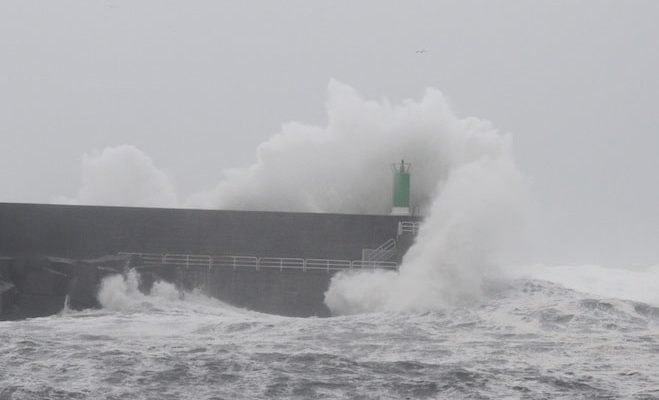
391,160,411,215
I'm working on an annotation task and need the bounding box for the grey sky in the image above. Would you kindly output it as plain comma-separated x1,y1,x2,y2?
1,1,658,266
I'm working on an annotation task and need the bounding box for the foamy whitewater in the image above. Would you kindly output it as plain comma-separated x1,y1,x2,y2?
2,270,659,399
3,82,654,398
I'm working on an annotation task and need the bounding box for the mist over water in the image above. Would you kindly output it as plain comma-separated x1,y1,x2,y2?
54,145,178,208
506,263,659,307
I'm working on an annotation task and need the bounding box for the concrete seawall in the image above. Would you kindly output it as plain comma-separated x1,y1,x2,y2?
0,203,419,318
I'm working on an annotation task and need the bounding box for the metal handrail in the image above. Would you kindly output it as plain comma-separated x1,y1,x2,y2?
398,221,420,235
163,253,211,268
259,257,304,271
120,252,398,272
351,260,398,270
212,256,258,270
305,258,352,272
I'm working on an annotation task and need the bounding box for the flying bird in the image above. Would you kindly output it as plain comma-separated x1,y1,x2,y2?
415,48,427,54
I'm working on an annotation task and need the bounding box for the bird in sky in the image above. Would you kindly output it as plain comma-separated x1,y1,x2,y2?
415,48,427,54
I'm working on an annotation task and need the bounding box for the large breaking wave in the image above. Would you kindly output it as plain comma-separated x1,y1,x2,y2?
58,81,529,315
55,80,657,316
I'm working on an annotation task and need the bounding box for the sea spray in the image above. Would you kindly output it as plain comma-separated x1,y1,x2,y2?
58,294,72,315
325,111,529,314
62,81,531,313
506,263,659,306
97,269,147,311
95,269,251,316
60,81,521,217
97,269,185,311
186,80,465,212
54,145,178,207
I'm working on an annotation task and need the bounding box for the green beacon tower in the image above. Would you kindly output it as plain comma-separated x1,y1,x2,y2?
391,160,411,216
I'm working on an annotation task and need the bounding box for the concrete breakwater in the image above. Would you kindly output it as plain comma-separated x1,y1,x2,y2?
0,203,418,318
0,254,129,319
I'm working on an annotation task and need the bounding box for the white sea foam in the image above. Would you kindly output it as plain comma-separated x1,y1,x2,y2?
505,263,659,306
3,278,659,399
95,269,261,319
97,269,148,311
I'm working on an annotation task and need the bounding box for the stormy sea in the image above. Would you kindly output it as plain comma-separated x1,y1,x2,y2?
2,80,657,399
1,268,658,400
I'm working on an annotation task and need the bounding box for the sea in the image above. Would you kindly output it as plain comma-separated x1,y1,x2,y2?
1,270,659,400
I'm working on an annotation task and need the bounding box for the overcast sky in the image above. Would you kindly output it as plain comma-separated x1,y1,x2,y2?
1,1,658,266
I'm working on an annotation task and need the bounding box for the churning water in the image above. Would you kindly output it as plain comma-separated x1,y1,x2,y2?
2,270,659,399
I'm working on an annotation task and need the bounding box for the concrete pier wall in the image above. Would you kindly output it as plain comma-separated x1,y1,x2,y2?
0,203,420,318
0,203,410,260
174,266,335,317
